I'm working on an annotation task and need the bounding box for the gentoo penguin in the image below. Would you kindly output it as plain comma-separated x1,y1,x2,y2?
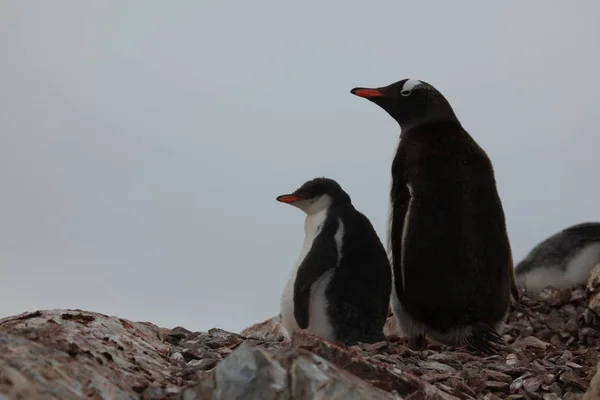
516,222,600,292
277,177,392,345
350,78,519,353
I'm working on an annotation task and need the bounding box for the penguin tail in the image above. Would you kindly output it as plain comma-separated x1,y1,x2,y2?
463,323,506,354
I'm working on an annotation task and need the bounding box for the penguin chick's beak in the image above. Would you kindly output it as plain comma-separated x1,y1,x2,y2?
276,194,302,204
350,87,385,99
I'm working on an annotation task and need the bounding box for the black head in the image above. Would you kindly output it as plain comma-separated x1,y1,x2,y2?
276,177,351,215
350,78,459,131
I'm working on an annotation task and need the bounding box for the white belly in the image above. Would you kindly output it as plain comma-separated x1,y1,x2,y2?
280,209,338,340
307,269,335,339
280,268,301,336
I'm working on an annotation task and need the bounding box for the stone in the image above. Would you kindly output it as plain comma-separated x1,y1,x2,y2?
179,341,400,400
586,264,600,315
0,309,176,400
513,336,551,350
581,360,600,400
522,375,544,393
543,394,562,400
240,314,286,341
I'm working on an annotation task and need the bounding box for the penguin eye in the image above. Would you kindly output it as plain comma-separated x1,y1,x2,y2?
400,89,411,97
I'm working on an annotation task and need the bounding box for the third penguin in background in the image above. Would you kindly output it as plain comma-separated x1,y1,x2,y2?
516,222,600,292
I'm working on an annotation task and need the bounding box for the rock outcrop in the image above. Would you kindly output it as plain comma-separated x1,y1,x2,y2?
1,266,600,399
239,313,285,341
0,310,177,399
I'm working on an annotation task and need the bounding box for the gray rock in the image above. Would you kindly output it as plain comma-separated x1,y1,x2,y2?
240,314,286,341
0,309,175,400
179,341,398,400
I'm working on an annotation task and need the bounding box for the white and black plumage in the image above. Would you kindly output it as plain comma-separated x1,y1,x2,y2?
351,79,519,354
277,177,392,345
516,222,600,292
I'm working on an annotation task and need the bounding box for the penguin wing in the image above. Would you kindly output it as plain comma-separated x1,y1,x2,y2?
389,183,411,293
293,218,339,330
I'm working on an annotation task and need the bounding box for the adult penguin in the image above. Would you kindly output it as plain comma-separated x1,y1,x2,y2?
351,78,519,353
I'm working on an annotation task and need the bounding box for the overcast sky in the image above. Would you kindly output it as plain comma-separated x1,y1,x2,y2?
1,1,599,333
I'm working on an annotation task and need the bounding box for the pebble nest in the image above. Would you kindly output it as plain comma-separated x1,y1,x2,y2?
164,285,600,400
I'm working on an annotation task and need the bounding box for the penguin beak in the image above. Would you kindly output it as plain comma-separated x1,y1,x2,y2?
276,194,302,204
350,87,385,99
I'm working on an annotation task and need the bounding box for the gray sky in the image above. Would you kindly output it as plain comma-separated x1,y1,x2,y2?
1,1,599,333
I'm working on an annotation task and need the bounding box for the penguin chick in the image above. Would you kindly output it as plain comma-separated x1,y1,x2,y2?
277,177,392,345
351,78,519,354
516,222,600,292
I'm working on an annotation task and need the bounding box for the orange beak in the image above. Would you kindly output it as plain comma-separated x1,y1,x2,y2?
350,87,385,98
276,194,302,203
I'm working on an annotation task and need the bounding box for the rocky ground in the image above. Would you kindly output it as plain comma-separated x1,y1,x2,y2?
1,268,600,399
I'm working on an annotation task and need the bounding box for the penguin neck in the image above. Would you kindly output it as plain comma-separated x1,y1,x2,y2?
399,116,461,135
304,207,330,237
397,104,461,134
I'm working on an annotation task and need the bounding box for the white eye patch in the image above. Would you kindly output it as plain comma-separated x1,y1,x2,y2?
401,79,423,96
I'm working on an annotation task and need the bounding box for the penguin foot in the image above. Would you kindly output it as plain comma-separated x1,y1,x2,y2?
407,334,427,351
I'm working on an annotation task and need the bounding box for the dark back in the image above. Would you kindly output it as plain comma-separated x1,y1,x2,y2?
392,120,512,328
327,204,392,316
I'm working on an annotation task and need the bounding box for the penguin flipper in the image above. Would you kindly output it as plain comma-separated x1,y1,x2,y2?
293,278,312,330
389,181,411,291
464,323,505,355
293,218,339,330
